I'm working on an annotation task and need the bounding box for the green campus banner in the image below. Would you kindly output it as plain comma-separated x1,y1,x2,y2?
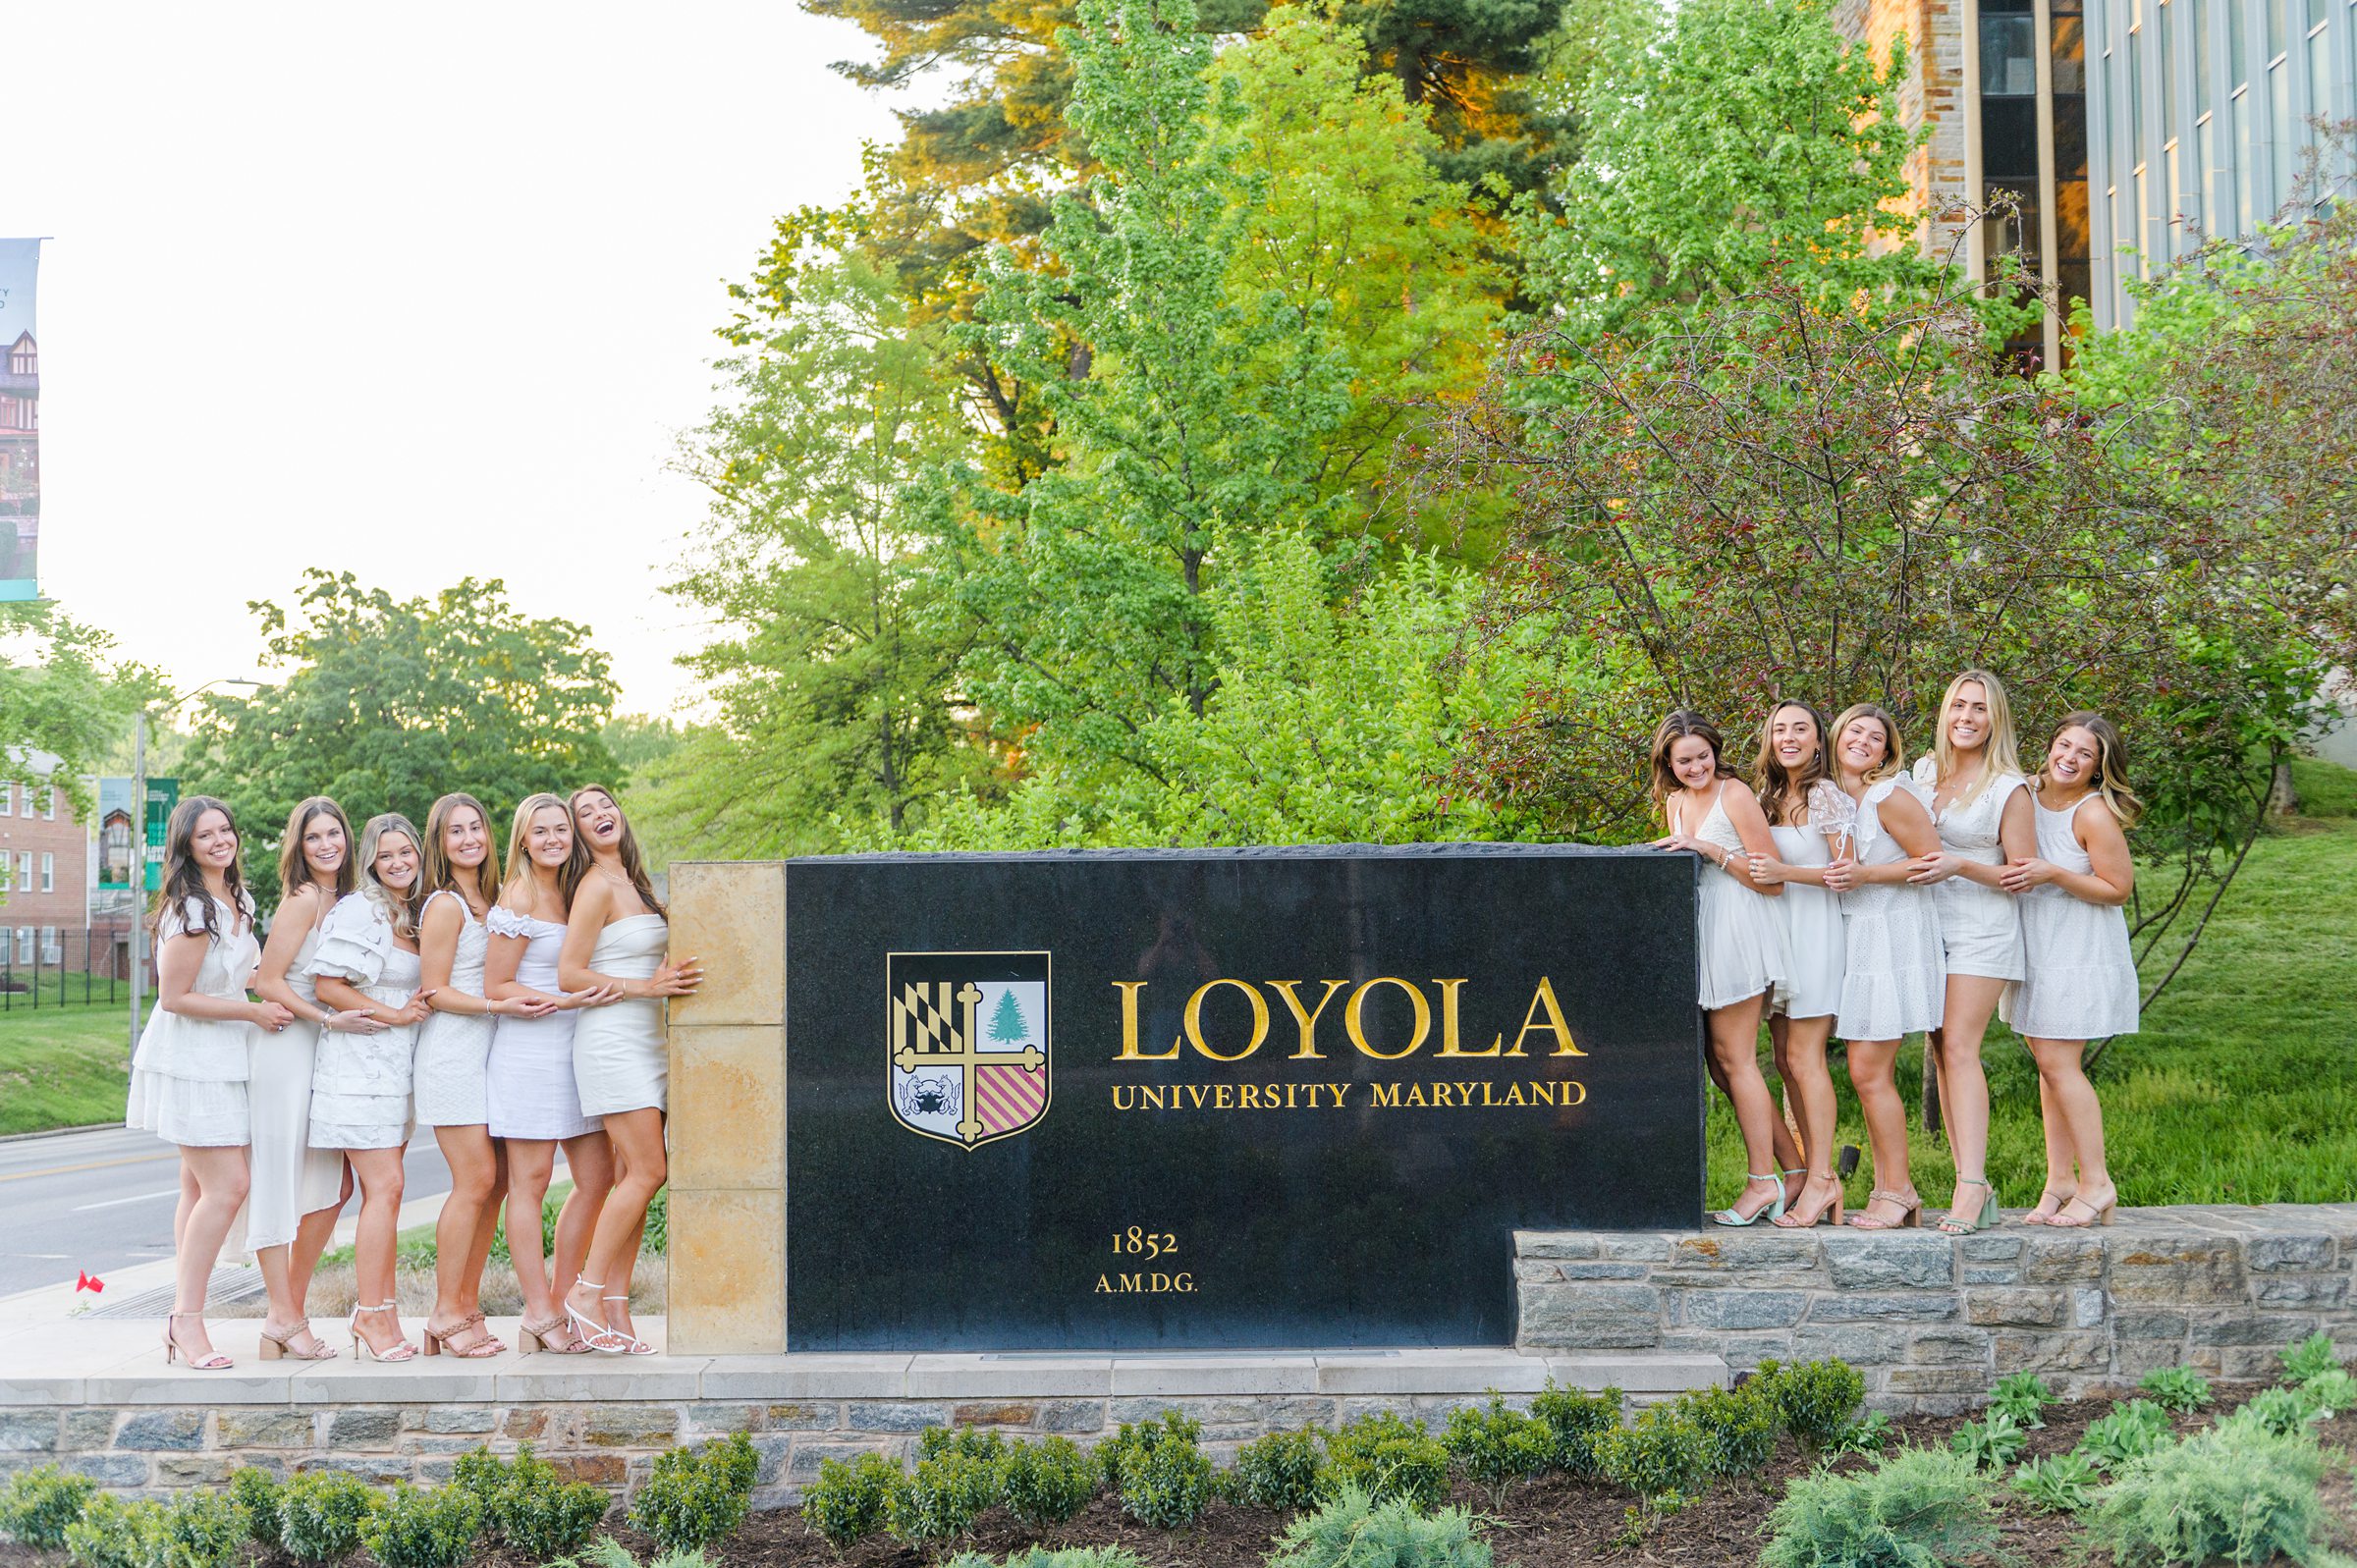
0,239,36,602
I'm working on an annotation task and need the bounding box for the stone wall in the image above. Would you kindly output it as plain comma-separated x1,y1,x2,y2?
1516,1204,2357,1413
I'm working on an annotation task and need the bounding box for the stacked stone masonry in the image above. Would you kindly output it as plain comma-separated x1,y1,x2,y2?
1516,1204,2357,1414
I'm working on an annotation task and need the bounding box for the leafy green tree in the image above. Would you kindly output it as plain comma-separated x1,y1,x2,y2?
0,600,149,827
182,571,619,905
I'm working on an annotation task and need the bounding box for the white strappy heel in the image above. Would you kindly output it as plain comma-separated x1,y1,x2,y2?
601,1291,655,1356
566,1281,630,1355
350,1302,418,1362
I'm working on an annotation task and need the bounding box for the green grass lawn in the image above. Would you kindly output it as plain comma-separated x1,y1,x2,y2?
0,994,142,1136
1707,759,2357,1213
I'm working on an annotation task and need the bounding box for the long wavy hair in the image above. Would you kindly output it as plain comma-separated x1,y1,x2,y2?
501,792,571,902
421,792,501,913
562,784,664,916
1830,703,1907,784
1647,710,1726,813
1927,669,2024,804
355,812,427,942
1752,699,1833,827
148,796,248,944
2040,711,2147,828
276,796,357,905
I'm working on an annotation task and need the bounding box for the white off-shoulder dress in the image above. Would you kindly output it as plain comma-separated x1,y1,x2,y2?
305,895,421,1152
2004,794,2141,1040
1680,791,1788,1010
412,891,495,1128
245,909,350,1250
127,894,257,1148
1912,758,2028,982
1768,780,1851,1021
572,914,670,1115
1836,778,1947,1042
485,905,601,1140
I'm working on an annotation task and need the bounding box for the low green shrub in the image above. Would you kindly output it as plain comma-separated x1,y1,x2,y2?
2076,1400,2175,1472
1947,1411,2028,1471
2234,1385,2318,1437
155,1490,245,1568
1002,1437,1097,1530
890,1451,1003,1547
359,1486,482,1568
1528,1382,1620,1476
1595,1407,1711,1522
1751,1360,1866,1453
919,1428,1011,1466
1988,1371,2058,1429
1320,1413,1451,1516
549,1535,712,1568
2295,1367,2357,1417
279,1470,379,1563
1439,1397,1555,1505
497,1445,611,1560
2279,1330,2341,1384
1759,1446,1998,1568
2085,1422,2336,1566
803,1451,907,1550
0,1465,100,1549
450,1448,508,1519
227,1469,285,1551
1233,1430,1325,1511
1675,1386,1776,1480
2010,1451,2101,1515
630,1433,758,1557
1829,1412,1893,1456
944,1549,1148,1568
63,1495,161,1568
1114,1412,1215,1530
1266,1484,1491,1568
2136,1367,2212,1414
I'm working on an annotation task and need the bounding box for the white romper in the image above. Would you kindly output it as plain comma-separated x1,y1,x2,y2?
1912,757,2028,982
2004,794,2141,1040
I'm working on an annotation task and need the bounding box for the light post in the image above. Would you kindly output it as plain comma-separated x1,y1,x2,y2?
129,678,261,1053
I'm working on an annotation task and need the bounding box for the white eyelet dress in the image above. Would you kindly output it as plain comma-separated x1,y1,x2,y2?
1685,792,1788,1010
412,891,495,1128
2003,795,2141,1041
1767,780,1851,1021
485,904,601,1140
305,895,422,1152
1836,778,1947,1042
244,909,351,1250
1911,758,2028,981
572,914,671,1116
127,894,257,1148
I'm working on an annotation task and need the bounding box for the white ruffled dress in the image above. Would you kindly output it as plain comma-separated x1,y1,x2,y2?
1768,780,1851,1021
1836,777,1947,1042
305,894,421,1151
413,891,495,1128
127,894,257,1148
485,904,601,1140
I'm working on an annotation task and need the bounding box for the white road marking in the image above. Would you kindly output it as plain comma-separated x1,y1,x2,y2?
72,1188,181,1212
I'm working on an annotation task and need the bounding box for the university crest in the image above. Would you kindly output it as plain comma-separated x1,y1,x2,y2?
886,950,1052,1149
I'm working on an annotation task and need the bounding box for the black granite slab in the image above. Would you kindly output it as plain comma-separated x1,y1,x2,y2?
783,844,1702,1351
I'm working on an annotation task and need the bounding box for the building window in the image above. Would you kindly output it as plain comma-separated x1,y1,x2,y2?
39,927,58,964
40,785,53,821
0,781,12,816
12,928,29,965
6,338,30,376
39,852,52,893
14,852,27,893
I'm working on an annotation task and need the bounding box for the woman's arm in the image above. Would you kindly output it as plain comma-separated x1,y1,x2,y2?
559,877,703,1000
2002,801,2133,904
1937,784,2037,891
488,926,619,1012
1714,784,1784,897
1860,789,1942,885
158,928,288,1029
314,973,435,1027
254,887,321,1020
417,894,554,1018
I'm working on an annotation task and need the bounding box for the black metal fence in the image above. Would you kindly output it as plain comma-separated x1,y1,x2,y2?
0,925,142,1011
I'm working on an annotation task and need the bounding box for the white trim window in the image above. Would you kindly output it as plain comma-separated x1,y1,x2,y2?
39,852,52,892
0,781,13,816
12,927,30,965
40,786,53,821
13,852,27,893
39,927,59,965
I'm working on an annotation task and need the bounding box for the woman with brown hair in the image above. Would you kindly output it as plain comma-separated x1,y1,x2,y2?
247,797,377,1360
558,785,703,1352
2001,713,2144,1227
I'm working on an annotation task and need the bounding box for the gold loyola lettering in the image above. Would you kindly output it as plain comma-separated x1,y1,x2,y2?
1113,982,1178,1060
1433,978,1502,1056
1346,977,1431,1060
1267,979,1348,1059
1184,978,1271,1061
1505,976,1586,1057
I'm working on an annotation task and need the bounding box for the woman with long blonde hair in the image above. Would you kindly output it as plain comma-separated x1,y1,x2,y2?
308,812,437,1362
2000,713,2144,1226
485,793,619,1353
1907,670,2037,1234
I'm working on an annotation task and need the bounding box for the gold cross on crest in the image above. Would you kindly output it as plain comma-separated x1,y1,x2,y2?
892,981,1045,1145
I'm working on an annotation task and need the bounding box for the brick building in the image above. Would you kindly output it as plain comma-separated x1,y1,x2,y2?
0,749,88,972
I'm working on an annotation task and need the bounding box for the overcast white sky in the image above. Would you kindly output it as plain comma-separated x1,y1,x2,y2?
6,3,904,720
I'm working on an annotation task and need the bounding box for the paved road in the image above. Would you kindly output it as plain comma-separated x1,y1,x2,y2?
0,1123,454,1299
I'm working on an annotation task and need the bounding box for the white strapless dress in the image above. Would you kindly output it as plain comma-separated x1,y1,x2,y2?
572,914,670,1116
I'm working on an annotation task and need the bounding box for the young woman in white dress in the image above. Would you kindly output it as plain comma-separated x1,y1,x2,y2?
128,797,292,1369
486,794,619,1354
416,792,557,1357
2000,713,2143,1227
247,797,378,1360
1824,705,1947,1230
1742,701,1855,1229
1907,670,2037,1235
1647,713,1791,1227
308,813,437,1362
559,785,703,1352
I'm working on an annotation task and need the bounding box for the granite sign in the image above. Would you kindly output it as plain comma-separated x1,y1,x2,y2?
784,844,1702,1351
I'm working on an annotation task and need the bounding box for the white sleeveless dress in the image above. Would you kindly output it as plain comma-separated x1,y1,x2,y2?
2004,795,2141,1040
245,911,351,1250
1767,780,1850,1021
485,904,601,1140
572,913,670,1115
1836,778,1947,1041
305,895,422,1152
413,891,495,1127
1912,758,2028,982
127,894,257,1148
1682,792,1787,1010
